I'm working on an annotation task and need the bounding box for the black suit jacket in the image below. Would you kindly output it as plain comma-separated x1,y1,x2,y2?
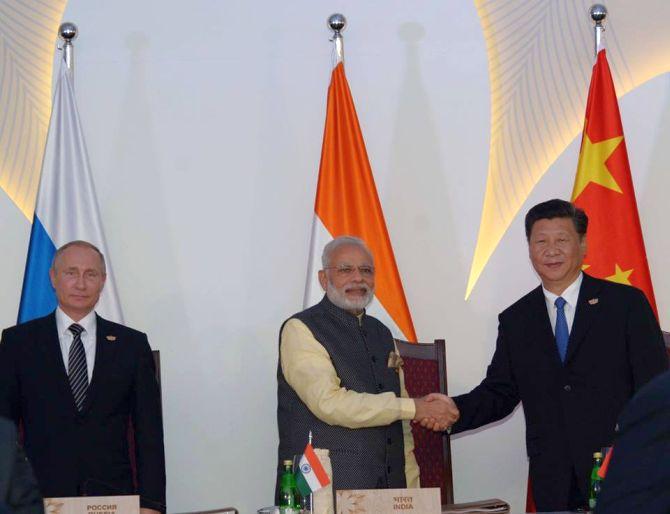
0,312,165,511
0,417,43,514
452,274,667,511
595,370,670,514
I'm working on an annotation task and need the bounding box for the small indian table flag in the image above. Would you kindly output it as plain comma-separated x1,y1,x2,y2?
295,443,330,496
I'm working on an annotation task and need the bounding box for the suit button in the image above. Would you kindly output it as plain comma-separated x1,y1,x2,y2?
387,466,392,473
371,356,377,363
378,383,384,390
564,385,572,392
387,437,393,445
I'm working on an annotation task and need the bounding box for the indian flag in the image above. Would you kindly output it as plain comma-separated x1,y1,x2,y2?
303,55,416,342
295,443,330,496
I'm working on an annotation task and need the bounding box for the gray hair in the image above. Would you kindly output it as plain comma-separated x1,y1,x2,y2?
51,240,107,275
321,236,373,268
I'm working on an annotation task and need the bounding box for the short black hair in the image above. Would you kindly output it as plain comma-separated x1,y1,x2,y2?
525,199,588,240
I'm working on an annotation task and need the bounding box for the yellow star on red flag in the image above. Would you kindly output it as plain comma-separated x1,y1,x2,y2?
569,51,658,318
605,264,633,285
572,133,624,200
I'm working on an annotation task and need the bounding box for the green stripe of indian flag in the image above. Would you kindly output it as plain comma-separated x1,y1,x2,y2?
295,444,329,497
295,470,313,498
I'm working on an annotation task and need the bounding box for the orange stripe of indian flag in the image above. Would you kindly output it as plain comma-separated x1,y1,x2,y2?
304,62,416,342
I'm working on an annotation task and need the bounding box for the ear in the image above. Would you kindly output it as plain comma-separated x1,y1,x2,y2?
49,267,56,288
318,270,328,291
580,235,588,256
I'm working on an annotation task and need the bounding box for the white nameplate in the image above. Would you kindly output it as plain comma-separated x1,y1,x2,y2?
44,495,140,514
336,487,440,513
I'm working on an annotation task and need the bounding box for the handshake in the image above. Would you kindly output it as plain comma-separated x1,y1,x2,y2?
412,393,460,432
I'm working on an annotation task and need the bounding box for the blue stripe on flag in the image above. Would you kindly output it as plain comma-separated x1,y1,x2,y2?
18,215,57,323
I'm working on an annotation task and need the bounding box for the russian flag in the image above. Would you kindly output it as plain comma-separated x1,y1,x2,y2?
18,55,123,324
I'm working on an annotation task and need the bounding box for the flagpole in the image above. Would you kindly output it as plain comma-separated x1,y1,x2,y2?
327,13,346,64
308,431,313,514
58,22,77,72
589,4,607,57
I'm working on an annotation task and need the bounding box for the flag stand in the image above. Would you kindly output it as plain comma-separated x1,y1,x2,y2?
589,4,607,57
59,22,78,73
308,431,313,514
327,13,346,65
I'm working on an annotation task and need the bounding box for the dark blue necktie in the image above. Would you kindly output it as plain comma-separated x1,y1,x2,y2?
554,297,569,363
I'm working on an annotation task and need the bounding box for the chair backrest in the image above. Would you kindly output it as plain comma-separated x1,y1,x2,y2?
152,349,162,393
129,350,162,489
663,331,670,363
395,338,454,505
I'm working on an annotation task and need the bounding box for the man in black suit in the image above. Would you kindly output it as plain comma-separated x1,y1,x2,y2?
0,417,42,514
430,199,667,511
595,369,670,514
0,241,165,514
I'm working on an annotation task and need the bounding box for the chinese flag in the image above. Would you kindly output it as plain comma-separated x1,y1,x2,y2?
303,62,417,342
571,49,657,316
526,481,536,513
525,48,658,514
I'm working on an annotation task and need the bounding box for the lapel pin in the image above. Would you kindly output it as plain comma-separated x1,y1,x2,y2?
588,298,599,305
106,335,117,342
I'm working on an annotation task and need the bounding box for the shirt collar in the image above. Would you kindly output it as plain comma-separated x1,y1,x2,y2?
55,307,97,337
542,272,583,308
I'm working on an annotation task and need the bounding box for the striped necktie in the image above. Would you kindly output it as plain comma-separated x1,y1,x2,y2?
68,323,89,410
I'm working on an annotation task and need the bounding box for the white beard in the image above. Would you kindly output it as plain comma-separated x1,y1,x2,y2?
325,280,374,312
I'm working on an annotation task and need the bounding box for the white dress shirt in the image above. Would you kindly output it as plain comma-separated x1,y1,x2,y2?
542,273,583,335
55,307,97,382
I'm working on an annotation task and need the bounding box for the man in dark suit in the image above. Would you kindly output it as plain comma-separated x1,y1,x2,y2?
0,241,165,514
0,417,43,514
595,370,670,514
433,199,667,511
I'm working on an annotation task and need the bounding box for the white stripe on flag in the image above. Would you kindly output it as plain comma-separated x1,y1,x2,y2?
298,453,323,492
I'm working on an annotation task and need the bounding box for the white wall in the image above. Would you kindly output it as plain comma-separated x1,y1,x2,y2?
1,1,669,512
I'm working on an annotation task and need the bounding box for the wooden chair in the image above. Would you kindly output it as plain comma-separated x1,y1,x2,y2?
395,338,454,505
128,350,163,492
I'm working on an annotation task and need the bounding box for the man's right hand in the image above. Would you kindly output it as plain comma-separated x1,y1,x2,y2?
413,393,459,432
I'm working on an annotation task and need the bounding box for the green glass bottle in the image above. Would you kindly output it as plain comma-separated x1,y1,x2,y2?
588,451,603,510
279,459,298,513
